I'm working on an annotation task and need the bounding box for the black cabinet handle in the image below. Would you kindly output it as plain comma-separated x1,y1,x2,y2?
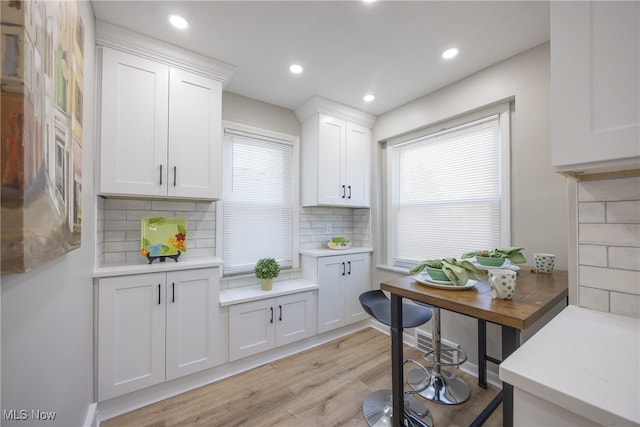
279,305,283,321
348,185,352,199
342,185,346,198
173,166,177,186
158,284,161,305
172,282,175,303
348,261,352,275
159,165,163,185
270,307,274,324
342,262,346,276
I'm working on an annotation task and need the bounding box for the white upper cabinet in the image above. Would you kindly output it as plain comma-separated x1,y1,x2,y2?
296,97,376,207
551,1,640,177
99,48,170,198
168,68,222,199
96,22,234,199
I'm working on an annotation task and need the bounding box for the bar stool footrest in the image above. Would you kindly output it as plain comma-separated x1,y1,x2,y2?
423,346,468,367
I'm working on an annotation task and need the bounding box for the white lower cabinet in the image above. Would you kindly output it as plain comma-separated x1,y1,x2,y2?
228,291,317,361
303,252,371,333
97,267,220,401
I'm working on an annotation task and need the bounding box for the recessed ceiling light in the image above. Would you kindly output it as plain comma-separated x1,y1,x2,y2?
363,94,375,102
168,14,189,30
362,0,376,3
289,64,303,74
442,47,459,60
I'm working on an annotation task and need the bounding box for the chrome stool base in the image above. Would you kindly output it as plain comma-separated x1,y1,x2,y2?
363,389,434,427
415,369,470,405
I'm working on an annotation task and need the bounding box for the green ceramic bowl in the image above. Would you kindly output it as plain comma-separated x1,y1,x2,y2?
475,256,506,267
425,267,449,281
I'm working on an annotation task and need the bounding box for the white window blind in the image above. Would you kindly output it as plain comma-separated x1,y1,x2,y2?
388,110,508,268
223,129,294,275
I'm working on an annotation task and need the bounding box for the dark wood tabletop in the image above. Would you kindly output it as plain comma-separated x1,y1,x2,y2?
380,267,568,330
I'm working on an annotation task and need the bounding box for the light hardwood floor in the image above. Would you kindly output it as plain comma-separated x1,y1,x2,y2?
102,328,502,427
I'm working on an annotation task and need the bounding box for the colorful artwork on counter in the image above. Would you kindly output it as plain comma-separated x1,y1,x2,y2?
1,0,84,274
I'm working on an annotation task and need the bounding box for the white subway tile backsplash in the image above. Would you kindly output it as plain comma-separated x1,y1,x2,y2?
610,292,640,318
579,265,640,295
578,177,640,202
97,199,370,268
578,286,610,312
104,198,152,210
97,197,217,267
607,201,640,224
578,202,605,223
579,223,640,246
609,247,640,270
151,200,197,211
577,177,640,318
578,245,608,267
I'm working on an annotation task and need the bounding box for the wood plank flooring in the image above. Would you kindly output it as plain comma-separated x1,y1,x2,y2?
101,328,502,427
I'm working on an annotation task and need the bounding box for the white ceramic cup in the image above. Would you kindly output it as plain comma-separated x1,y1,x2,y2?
534,253,555,273
488,269,517,300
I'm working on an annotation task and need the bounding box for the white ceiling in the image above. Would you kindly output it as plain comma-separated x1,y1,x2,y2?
90,1,550,116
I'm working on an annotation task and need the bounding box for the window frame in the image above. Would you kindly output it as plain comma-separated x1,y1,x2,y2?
382,103,511,269
218,121,300,277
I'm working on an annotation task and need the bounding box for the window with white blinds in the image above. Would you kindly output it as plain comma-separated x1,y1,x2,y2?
223,127,296,276
386,105,510,268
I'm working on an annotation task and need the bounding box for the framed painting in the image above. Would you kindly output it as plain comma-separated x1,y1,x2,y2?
1,0,84,274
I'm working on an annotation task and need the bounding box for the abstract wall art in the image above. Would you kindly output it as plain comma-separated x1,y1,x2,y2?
1,0,84,274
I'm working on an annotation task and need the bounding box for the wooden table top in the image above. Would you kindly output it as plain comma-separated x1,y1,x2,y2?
381,267,568,330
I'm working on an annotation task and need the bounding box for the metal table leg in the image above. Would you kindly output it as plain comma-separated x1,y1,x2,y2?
478,319,487,388
390,294,404,427
501,326,520,427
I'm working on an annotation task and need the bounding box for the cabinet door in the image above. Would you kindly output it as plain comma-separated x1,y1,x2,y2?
99,48,169,197
345,253,371,324
345,123,371,207
98,273,166,401
551,1,640,171
275,292,317,347
229,298,275,360
317,115,347,205
317,256,347,333
165,268,220,380
168,69,222,199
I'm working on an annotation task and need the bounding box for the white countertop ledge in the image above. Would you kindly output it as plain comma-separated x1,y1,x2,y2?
499,305,640,426
219,279,318,306
299,247,373,257
94,257,224,278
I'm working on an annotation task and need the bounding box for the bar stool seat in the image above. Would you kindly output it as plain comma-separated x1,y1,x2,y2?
359,290,435,427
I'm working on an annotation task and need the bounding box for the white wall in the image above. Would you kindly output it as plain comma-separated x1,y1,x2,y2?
222,92,301,137
371,43,569,374
1,2,96,426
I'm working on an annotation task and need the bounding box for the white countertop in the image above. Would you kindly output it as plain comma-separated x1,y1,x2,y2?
500,305,640,426
219,279,318,306
299,247,373,257
94,257,224,278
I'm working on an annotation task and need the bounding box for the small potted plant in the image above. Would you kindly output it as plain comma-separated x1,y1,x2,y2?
254,258,280,291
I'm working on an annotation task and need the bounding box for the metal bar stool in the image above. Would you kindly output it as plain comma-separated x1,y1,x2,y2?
359,290,435,427
412,303,470,405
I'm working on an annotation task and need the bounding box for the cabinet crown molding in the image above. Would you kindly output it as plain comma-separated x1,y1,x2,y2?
295,96,377,128
96,20,236,84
